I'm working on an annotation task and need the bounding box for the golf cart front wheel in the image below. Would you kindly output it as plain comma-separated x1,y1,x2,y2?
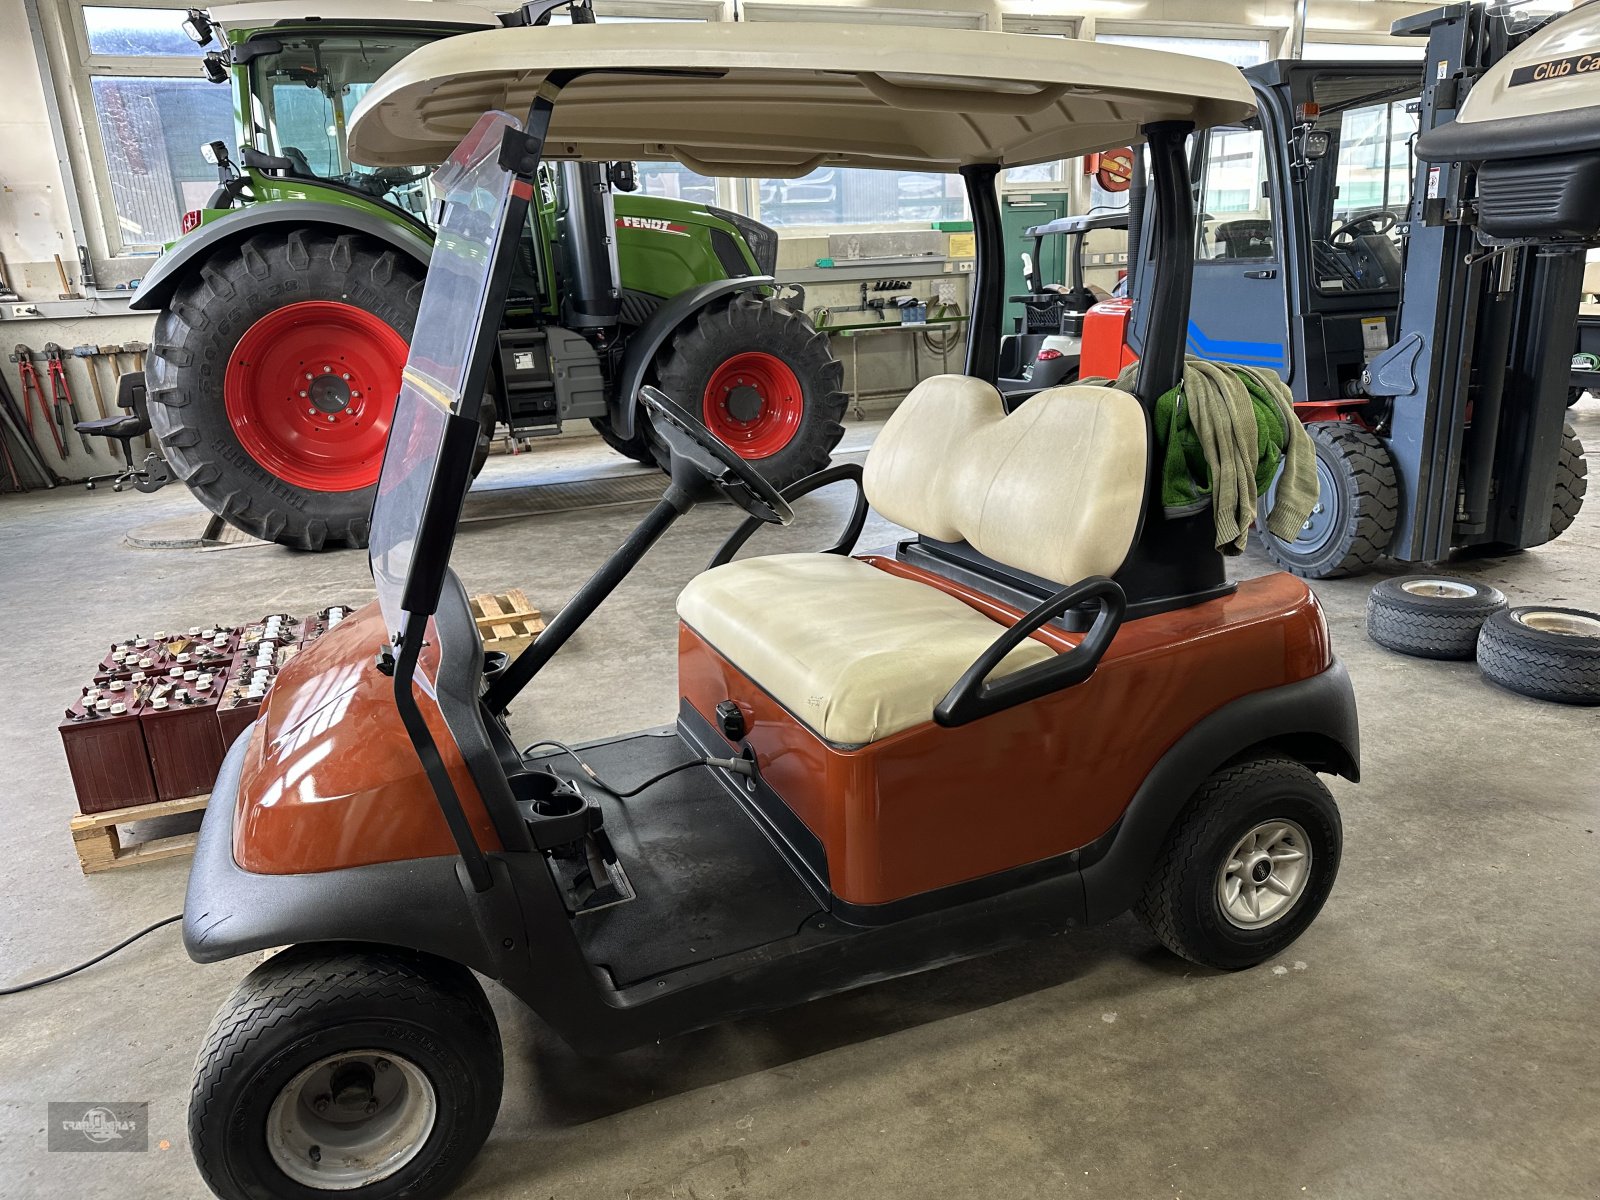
1134,757,1342,970
190,945,502,1200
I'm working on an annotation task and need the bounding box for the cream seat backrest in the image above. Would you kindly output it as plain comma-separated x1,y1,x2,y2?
862,375,1147,586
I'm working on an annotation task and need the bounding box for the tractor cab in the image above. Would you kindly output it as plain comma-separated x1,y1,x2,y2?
998,210,1129,397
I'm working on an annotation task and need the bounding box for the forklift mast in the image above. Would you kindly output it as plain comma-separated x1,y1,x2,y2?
1369,3,1583,560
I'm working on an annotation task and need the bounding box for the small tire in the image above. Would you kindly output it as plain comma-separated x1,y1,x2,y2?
190,944,502,1200
651,291,846,489
1366,575,1507,660
1134,757,1342,970
1257,421,1398,579
1476,606,1600,706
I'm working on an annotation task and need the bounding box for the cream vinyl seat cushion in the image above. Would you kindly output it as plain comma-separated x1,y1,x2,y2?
677,375,1147,746
677,553,1053,746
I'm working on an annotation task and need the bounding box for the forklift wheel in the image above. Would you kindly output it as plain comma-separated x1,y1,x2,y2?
1476,606,1600,706
1257,422,1397,579
1134,757,1342,971
190,945,502,1200
1366,576,1507,661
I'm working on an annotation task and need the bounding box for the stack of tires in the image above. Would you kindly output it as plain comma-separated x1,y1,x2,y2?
1366,576,1600,705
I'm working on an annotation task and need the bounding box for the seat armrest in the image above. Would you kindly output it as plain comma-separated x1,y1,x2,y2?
934,576,1125,727
707,461,867,569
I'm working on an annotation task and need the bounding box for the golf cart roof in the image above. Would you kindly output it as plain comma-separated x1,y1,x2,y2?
346,22,1255,173
1024,211,1131,238
208,1,503,34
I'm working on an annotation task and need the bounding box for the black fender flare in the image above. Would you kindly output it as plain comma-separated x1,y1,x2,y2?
610,275,776,438
129,201,435,312
1077,657,1360,925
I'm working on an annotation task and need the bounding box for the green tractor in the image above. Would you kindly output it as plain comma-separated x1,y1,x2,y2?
128,0,845,550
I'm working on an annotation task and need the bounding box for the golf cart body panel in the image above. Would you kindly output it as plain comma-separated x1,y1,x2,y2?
345,23,1256,171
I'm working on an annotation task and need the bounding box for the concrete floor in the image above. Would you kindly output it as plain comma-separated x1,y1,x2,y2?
2,402,1597,1200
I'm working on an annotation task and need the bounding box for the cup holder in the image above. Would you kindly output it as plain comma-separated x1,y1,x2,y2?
482,651,510,682
510,769,586,817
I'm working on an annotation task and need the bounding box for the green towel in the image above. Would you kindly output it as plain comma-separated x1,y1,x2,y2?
1087,358,1319,554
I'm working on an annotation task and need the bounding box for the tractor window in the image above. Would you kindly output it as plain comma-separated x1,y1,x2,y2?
1195,127,1274,262
1309,74,1421,294
250,33,441,217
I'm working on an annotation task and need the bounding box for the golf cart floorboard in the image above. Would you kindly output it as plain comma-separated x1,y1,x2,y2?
540,731,825,987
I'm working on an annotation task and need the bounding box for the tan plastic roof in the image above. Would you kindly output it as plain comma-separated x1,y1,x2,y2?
346,22,1255,173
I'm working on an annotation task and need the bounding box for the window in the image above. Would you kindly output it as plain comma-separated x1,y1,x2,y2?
72,4,233,253
1309,73,1420,292
637,163,717,208
755,168,964,229
1303,41,1425,62
1097,32,1271,70
1196,127,1274,262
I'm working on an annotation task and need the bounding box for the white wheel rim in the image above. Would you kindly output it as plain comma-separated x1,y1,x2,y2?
1216,820,1312,930
1400,579,1476,600
1514,610,1600,638
266,1051,437,1190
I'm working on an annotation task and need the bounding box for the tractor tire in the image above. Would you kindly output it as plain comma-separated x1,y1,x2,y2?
651,292,846,488
148,230,434,551
1550,423,1588,539
1257,420,1398,579
190,944,501,1200
1476,606,1600,706
589,414,657,466
1365,576,1507,660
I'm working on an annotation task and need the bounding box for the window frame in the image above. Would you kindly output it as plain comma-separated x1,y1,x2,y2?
63,0,222,259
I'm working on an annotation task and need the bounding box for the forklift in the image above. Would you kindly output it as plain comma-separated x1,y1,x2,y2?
1083,2,1588,579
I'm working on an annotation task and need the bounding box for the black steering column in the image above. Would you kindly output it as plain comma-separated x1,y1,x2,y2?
482,387,792,712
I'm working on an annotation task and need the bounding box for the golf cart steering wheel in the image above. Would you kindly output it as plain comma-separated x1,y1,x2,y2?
1330,209,1397,248
640,386,795,526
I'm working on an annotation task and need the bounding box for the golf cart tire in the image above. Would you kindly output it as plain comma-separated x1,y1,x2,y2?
1133,756,1342,971
1476,606,1600,706
1366,575,1507,660
1550,423,1588,539
1257,421,1397,580
190,943,502,1200
651,292,846,489
147,231,424,551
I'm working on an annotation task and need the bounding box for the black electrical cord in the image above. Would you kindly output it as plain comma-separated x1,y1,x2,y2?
520,739,752,799
0,913,182,997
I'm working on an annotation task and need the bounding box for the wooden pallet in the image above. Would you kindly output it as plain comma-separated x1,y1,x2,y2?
69,793,209,874
470,589,545,655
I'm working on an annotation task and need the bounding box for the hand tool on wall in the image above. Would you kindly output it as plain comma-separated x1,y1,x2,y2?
45,344,94,455
0,368,60,488
70,345,111,420
10,344,65,458
53,254,82,301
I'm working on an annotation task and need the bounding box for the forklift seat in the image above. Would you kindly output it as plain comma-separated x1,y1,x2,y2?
677,376,1146,745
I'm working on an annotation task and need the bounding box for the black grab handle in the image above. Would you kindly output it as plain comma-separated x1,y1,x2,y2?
706,461,868,570
934,576,1125,727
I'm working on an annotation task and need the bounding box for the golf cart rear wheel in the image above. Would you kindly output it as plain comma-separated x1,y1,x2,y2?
651,292,846,488
1257,421,1397,579
1476,606,1600,706
190,944,501,1200
1134,757,1342,970
1366,575,1507,660
147,230,425,551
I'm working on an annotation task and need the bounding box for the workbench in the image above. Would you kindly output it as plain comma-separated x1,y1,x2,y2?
821,315,969,418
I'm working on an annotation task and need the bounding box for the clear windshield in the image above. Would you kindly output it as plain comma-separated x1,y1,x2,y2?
249,31,443,218
369,111,520,635
1310,73,1422,294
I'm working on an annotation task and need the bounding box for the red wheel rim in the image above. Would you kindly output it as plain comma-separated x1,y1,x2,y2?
702,351,804,459
223,301,408,492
